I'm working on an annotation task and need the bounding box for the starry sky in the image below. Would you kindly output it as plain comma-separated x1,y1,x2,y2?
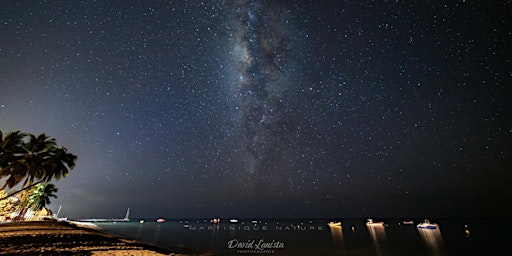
1,0,510,219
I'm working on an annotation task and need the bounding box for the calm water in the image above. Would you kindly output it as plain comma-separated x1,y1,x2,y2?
93,218,511,255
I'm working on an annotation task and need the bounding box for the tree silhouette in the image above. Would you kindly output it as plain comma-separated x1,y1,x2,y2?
0,130,77,201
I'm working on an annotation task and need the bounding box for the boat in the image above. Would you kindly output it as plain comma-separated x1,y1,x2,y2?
139,219,145,224
210,218,220,224
417,219,438,229
229,218,239,223
327,221,342,227
78,208,130,222
52,205,68,221
402,220,414,225
366,218,384,226
156,218,166,223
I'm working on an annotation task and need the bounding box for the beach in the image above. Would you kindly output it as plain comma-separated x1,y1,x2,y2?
0,220,193,255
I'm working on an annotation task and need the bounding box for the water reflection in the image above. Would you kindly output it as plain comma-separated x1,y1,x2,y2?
211,223,219,250
464,224,471,238
418,228,443,253
367,225,386,243
329,225,344,252
136,222,143,239
153,223,162,243
367,224,386,255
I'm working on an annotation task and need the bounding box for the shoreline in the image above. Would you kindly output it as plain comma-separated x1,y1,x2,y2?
0,219,212,255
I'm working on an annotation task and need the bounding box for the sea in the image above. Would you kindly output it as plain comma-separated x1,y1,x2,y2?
92,218,510,256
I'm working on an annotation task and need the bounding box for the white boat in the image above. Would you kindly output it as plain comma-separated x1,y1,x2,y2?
417,219,438,229
156,218,166,223
229,218,239,223
402,220,414,225
366,219,384,226
327,221,342,227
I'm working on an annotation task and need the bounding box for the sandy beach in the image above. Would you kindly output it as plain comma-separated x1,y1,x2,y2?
0,220,195,255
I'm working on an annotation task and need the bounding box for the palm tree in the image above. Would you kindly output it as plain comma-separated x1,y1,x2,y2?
21,133,57,186
0,133,55,189
0,131,29,189
42,146,77,182
0,131,26,168
25,183,58,211
0,131,77,195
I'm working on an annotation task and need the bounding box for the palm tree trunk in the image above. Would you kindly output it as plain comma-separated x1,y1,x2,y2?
14,207,28,221
0,180,43,202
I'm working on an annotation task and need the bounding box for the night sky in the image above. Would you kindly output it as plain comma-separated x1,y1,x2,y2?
1,1,510,219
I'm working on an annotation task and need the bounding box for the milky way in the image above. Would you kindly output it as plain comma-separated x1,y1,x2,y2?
228,1,302,188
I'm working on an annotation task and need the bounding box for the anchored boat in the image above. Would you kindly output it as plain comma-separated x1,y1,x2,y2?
417,219,438,229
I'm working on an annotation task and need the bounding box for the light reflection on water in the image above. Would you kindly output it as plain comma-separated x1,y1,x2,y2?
329,225,344,253
94,219,509,256
418,227,444,253
367,224,386,255
367,225,386,243
210,223,219,251
152,223,161,243
136,222,143,240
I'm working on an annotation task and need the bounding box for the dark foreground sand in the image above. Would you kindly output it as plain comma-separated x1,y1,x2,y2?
0,220,209,255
